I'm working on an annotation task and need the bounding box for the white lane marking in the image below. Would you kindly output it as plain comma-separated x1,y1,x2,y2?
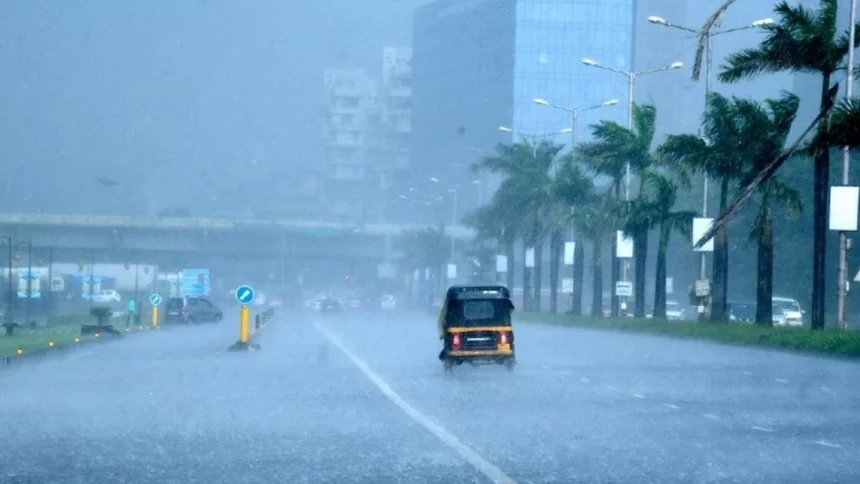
775,378,790,384
606,385,618,391
631,393,645,399
812,439,841,448
314,322,517,484
662,403,680,410
703,413,720,421
580,377,591,383
751,426,774,433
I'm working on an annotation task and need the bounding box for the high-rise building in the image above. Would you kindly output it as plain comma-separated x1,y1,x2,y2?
323,48,414,223
411,0,636,217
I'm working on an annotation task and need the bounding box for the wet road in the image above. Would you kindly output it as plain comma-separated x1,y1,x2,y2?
1,309,859,483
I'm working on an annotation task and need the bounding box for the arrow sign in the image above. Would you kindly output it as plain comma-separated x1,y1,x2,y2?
235,285,255,305
149,293,162,306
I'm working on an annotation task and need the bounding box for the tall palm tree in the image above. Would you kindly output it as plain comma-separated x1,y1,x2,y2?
637,171,696,320
474,140,565,311
571,192,618,318
717,0,860,329
733,93,804,326
551,156,598,315
463,204,517,290
575,104,658,317
658,93,749,321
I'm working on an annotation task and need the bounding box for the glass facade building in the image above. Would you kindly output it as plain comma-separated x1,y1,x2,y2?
410,0,634,218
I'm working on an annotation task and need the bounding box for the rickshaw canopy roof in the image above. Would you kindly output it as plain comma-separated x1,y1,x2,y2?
445,285,510,301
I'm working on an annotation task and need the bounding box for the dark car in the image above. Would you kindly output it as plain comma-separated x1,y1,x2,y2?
165,296,223,323
728,301,756,323
320,298,341,313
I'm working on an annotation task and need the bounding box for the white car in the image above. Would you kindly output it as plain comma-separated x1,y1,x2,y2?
380,295,396,310
772,297,804,326
665,300,685,321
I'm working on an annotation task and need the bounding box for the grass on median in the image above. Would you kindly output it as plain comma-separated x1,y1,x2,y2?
0,314,150,358
521,313,860,358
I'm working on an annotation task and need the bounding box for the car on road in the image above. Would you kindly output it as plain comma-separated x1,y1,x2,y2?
320,297,341,313
728,301,756,323
165,296,223,323
665,300,686,321
380,294,396,310
772,296,804,326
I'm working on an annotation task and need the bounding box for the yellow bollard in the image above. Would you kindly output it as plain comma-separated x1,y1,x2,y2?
239,305,249,344
152,306,159,328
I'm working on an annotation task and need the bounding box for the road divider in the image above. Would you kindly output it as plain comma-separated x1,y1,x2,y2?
522,313,860,357
228,284,271,352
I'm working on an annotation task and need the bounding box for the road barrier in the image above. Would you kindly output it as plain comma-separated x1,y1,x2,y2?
228,307,273,352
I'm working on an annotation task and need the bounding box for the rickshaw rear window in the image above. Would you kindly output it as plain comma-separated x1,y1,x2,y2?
463,301,494,320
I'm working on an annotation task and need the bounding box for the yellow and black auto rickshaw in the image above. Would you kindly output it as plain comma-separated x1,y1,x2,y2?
437,285,516,372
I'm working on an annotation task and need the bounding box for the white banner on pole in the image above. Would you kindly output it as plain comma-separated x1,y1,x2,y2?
495,255,508,273
447,263,457,279
829,186,860,231
666,277,674,294
525,248,535,268
563,242,575,265
692,218,715,252
616,231,633,259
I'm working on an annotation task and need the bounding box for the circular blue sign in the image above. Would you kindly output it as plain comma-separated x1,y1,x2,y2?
235,285,255,304
149,293,163,306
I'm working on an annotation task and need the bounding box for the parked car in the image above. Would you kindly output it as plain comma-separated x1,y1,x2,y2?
665,300,685,321
728,301,756,323
165,296,223,323
380,294,396,310
84,289,121,304
772,296,804,326
320,297,341,313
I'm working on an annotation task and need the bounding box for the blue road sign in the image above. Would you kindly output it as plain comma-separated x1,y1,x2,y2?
235,285,255,304
180,269,210,297
149,293,163,306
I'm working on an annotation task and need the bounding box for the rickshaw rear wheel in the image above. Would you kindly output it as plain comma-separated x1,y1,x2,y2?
504,358,516,373
443,358,455,373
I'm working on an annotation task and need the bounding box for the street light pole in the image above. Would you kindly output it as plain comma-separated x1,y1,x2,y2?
838,0,857,330
581,57,683,315
648,15,774,285
449,188,458,260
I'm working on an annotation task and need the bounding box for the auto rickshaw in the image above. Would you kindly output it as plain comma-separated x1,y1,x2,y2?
437,285,516,372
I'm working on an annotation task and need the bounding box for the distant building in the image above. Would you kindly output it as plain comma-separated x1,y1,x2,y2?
323,48,413,223
411,0,634,219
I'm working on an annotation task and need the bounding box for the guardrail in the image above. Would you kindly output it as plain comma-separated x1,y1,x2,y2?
228,307,274,352
253,308,274,334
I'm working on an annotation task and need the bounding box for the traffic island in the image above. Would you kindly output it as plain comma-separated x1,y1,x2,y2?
226,286,272,352
227,341,261,352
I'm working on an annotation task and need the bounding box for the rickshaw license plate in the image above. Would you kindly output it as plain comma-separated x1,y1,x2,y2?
497,343,511,352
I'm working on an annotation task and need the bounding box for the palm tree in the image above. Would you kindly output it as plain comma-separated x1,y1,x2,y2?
637,171,696,320
571,192,618,317
733,93,804,325
824,98,860,148
551,156,598,315
575,104,658,317
397,226,451,294
475,140,565,312
658,93,750,321
463,204,517,290
717,0,860,329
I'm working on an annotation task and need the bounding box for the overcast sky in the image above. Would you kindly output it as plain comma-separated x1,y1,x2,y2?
0,0,428,216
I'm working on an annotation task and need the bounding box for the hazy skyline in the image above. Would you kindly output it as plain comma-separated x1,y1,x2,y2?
0,0,428,216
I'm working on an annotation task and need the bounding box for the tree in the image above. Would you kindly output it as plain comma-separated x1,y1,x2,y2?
637,171,695,320
397,226,451,294
551,156,598,316
658,93,750,321
717,0,860,329
571,192,619,317
824,98,860,148
575,104,658,317
463,204,516,289
733,93,804,325
475,140,566,312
